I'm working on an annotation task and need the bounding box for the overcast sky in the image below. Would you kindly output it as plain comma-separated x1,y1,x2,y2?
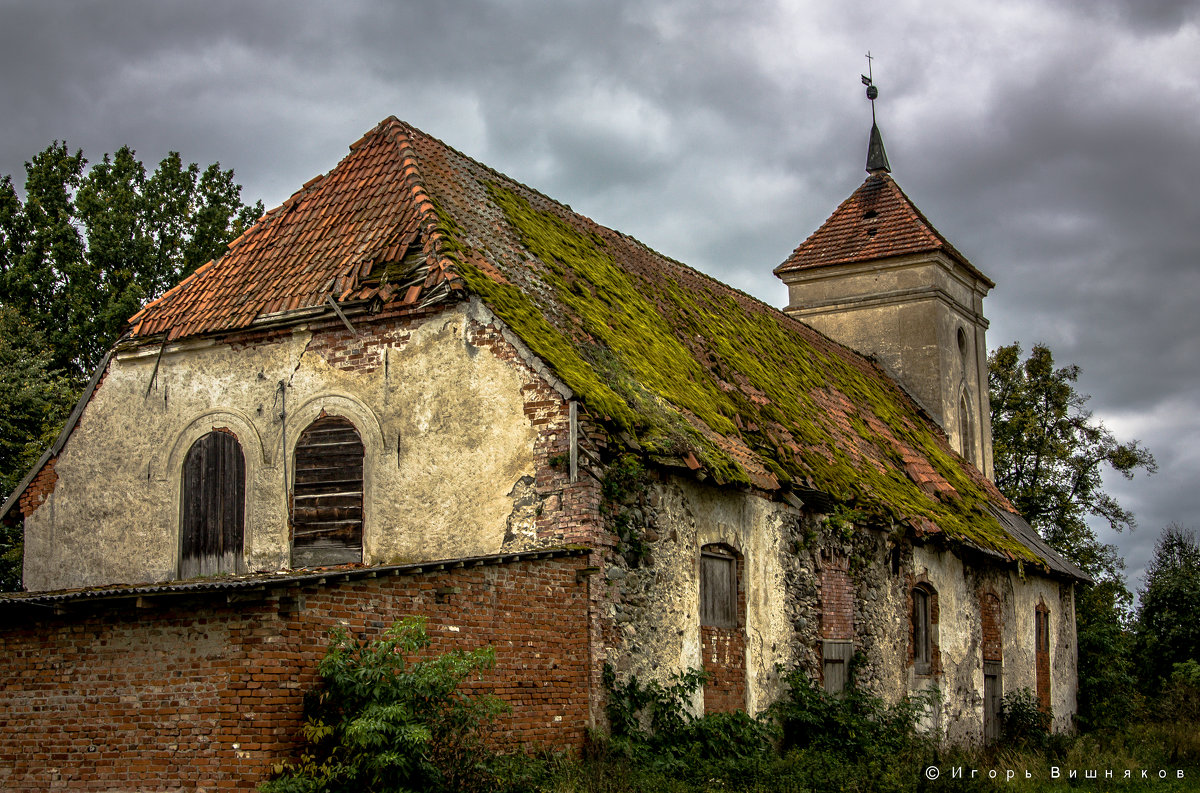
2,0,1197,592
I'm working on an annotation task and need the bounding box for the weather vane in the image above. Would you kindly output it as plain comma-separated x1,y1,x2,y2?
861,51,879,122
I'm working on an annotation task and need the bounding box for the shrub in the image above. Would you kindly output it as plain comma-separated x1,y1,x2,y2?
1000,688,1050,749
261,617,507,793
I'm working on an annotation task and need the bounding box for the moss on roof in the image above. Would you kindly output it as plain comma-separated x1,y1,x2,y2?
441,178,1036,562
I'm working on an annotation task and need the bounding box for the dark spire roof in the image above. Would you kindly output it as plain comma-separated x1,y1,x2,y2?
866,121,890,173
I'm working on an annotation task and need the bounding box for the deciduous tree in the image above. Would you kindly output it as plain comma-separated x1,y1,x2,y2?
989,342,1156,729
1136,525,1200,693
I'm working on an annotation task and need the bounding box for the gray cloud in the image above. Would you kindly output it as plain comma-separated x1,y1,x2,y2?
1,0,1196,588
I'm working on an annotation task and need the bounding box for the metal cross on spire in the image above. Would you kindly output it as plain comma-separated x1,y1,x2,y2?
861,51,879,122
860,51,890,173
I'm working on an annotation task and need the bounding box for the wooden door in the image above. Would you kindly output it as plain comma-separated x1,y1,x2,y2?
983,660,1002,743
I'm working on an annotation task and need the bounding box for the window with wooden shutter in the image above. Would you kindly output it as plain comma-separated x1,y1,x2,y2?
913,586,932,674
292,415,364,567
700,547,737,628
179,431,245,578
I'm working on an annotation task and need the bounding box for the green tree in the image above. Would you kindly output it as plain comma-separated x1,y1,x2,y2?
989,343,1156,576
0,142,263,381
989,342,1156,730
1136,525,1200,694
0,306,76,589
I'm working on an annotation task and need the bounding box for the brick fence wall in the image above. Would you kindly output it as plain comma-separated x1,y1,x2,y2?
0,553,594,792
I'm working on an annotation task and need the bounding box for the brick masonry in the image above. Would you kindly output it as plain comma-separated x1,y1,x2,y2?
980,590,1003,663
0,553,592,792
819,554,854,641
18,456,58,517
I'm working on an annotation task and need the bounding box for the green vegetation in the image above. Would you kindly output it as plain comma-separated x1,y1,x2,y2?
262,617,508,793
453,181,1035,562
275,625,1200,792
989,343,1162,731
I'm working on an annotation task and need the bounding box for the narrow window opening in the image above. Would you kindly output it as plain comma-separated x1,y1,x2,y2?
911,583,938,676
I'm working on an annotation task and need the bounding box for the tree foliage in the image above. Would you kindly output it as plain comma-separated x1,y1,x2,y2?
0,141,261,590
1135,525,1200,694
989,342,1156,578
0,141,262,381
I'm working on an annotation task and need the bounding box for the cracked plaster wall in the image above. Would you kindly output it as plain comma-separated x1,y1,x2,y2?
23,300,546,591
601,474,1077,740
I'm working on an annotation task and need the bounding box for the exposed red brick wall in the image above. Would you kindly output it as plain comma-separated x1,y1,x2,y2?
0,555,592,792
18,456,57,517
980,590,1003,663
1036,601,1051,714
819,555,853,641
701,626,747,713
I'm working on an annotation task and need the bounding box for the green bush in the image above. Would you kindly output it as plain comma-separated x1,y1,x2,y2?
261,617,507,793
1000,689,1050,750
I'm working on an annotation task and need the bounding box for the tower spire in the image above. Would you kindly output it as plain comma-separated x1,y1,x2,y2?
861,52,891,174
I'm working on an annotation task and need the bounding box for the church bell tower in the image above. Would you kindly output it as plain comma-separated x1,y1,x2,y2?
774,70,995,478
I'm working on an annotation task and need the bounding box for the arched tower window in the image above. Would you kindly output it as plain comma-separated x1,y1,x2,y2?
958,389,975,459
180,430,245,578
292,415,364,567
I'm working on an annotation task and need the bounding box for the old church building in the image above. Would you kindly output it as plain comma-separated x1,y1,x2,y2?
0,113,1086,790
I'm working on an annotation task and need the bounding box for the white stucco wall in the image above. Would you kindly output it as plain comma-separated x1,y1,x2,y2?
23,300,545,591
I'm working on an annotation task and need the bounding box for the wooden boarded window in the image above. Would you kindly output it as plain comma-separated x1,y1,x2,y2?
700,546,737,628
179,431,245,578
822,640,854,694
292,415,364,567
913,586,932,674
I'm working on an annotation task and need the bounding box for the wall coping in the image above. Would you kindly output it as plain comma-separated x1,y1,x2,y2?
0,546,591,616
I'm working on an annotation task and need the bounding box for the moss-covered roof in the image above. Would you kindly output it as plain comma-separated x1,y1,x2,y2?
127,117,1072,573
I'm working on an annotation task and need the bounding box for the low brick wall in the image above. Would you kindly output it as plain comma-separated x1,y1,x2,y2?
0,552,594,792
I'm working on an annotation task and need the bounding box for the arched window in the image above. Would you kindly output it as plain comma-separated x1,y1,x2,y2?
958,390,974,459
292,415,364,567
180,431,245,578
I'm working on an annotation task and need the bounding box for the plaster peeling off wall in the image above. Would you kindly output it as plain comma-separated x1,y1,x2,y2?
603,476,801,716
22,301,545,591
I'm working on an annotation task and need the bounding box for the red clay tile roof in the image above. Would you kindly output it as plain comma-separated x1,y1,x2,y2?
775,172,994,287
128,122,465,340
120,116,1069,573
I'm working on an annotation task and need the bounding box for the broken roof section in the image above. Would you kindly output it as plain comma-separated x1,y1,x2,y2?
126,117,1071,574
775,171,994,288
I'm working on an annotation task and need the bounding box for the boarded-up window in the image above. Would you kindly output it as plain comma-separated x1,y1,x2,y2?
292,416,364,567
913,586,932,674
180,431,245,578
823,640,854,694
700,547,737,628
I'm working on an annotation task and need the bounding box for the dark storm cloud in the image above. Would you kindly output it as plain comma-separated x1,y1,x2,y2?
1,0,1197,584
